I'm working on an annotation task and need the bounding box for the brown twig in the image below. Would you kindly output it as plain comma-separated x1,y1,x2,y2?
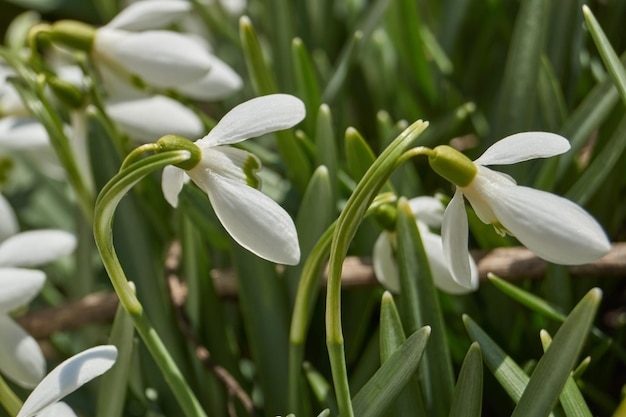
17,243,626,338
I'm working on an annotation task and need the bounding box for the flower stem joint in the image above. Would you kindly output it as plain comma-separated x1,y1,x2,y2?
427,145,477,188
156,134,202,170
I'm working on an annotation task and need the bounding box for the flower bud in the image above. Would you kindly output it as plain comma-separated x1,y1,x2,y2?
428,145,477,187
156,134,202,170
50,20,96,51
373,203,397,232
47,75,85,109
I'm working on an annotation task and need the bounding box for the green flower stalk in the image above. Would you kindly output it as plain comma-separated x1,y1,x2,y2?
93,139,207,417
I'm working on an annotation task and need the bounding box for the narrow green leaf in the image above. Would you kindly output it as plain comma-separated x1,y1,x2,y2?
537,55,568,132
379,292,428,417
385,0,436,103
322,0,392,103
315,104,338,207
488,273,611,347
292,37,322,134
463,315,533,405
582,5,626,107
96,301,135,417
352,326,431,417
566,114,626,205
239,16,277,95
239,16,312,192
232,246,290,415
345,127,378,182
303,362,339,416
511,288,602,417
494,0,549,138
396,198,455,417
448,343,483,417
287,165,333,298
540,331,593,417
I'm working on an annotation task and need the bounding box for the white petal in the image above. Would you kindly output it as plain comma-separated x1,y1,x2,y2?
197,94,305,147
0,117,50,149
372,232,400,293
0,194,19,242
408,196,445,229
197,172,300,264
106,95,204,143
488,185,611,264
161,166,187,207
441,189,474,288
0,316,45,388
176,56,243,101
0,230,76,267
421,232,478,294
37,402,77,417
0,268,45,313
200,146,259,183
94,28,212,88
16,345,118,417
474,132,570,166
105,0,192,31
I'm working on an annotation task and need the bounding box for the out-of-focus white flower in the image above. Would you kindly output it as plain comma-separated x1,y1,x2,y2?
16,345,118,417
106,0,193,31
161,94,304,265
92,27,213,89
428,132,611,288
106,94,205,143
0,194,76,388
373,197,479,294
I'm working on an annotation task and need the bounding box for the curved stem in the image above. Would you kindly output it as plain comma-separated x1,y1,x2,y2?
93,150,208,417
325,121,429,417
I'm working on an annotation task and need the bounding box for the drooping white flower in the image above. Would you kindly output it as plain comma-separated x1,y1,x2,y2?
161,94,305,265
373,197,479,294
0,194,77,388
16,345,118,417
428,132,611,287
93,27,213,89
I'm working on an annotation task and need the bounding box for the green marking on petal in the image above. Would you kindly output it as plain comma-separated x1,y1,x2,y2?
243,154,261,189
428,145,478,187
491,221,510,237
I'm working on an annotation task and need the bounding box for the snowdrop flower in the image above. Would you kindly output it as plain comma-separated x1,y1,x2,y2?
49,20,213,90
427,132,611,287
0,194,76,388
16,345,118,417
373,197,479,294
161,94,304,265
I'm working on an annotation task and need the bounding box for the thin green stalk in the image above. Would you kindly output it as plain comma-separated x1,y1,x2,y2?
94,150,208,417
0,373,22,417
325,120,428,417
288,194,396,414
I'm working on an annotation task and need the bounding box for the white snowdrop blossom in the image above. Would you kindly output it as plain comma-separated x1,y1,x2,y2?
161,94,305,265
16,345,118,417
428,132,611,287
373,197,479,294
0,194,77,388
